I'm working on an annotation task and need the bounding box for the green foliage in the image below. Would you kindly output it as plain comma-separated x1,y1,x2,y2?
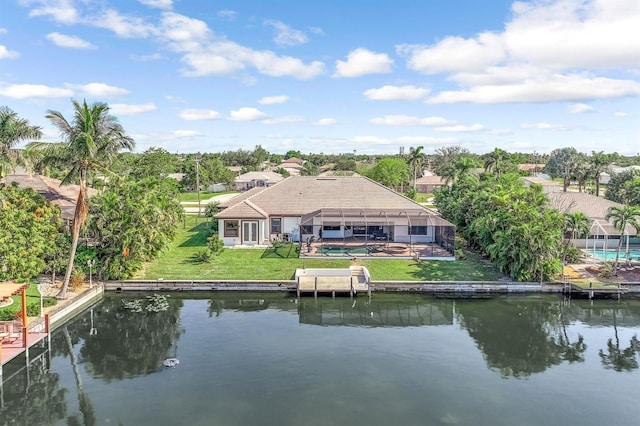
207,234,224,255
334,156,357,171
0,183,62,281
565,246,583,264
204,201,221,218
121,293,173,313
27,302,41,317
182,153,235,190
273,167,291,177
284,150,302,160
365,157,409,189
405,187,417,200
0,106,43,178
0,309,15,320
599,261,614,278
434,172,564,282
193,248,213,263
605,169,640,205
130,147,179,179
87,176,184,279
544,147,579,191
43,297,57,307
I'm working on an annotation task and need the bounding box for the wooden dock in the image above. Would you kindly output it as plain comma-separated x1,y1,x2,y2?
295,266,371,298
0,315,51,377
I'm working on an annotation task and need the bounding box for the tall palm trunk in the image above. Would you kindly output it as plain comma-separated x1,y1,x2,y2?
63,326,96,426
58,178,88,299
613,235,623,275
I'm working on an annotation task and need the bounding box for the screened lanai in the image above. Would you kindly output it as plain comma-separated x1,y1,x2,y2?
298,208,455,259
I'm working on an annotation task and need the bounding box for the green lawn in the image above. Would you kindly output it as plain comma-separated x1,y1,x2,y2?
0,283,43,316
179,191,238,202
138,217,504,281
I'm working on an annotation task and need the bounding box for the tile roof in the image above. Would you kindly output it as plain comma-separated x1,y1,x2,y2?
234,171,285,183
2,171,95,221
547,192,636,235
216,176,446,219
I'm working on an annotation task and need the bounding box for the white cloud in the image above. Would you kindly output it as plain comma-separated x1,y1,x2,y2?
0,29,6,35
264,20,308,47
426,73,640,104
334,48,393,78
512,141,533,149
258,95,290,105
71,82,129,97
229,107,268,121
434,124,486,132
46,32,96,49
109,103,156,115
350,135,392,145
160,130,203,140
262,115,304,124
217,10,237,20
370,115,454,126
396,136,458,144
0,45,19,59
363,85,429,101
93,9,157,38
0,83,72,99
313,118,337,126
179,109,221,120
486,129,513,135
400,0,640,104
568,103,595,114
130,53,163,61
615,111,629,117
138,0,173,9
179,40,325,80
520,122,569,131
398,32,505,74
25,0,79,24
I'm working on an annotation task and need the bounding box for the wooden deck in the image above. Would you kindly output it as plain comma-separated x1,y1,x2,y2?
1,315,51,375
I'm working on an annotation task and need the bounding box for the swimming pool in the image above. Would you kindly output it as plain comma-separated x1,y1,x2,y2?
587,249,640,261
318,245,378,255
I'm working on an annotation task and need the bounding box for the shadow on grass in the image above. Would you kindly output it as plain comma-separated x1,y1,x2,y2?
180,222,212,247
410,256,504,281
261,243,300,259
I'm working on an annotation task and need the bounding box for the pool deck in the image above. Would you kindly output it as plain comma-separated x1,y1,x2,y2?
301,240,454,260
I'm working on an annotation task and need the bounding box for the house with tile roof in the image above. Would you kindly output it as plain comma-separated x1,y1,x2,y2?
1,168,94,229
216,176,455,258
547,192,639,252
233,171,285,190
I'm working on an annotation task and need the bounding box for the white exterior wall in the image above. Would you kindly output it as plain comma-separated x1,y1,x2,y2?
393,225,435,243
282,217,302,242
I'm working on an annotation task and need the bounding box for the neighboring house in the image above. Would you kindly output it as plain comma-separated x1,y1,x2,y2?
598,165,640,185
234,171,285,191
278,157,305,175
215,176,455,252
522,176,561,194
414,176,447,193
547,192,638,250
1,169,95,229
518,163,544,175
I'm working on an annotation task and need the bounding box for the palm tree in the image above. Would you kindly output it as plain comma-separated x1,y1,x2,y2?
441,157,476,185
483,148,508,177
407,145,427,189
0,106,43,178
27,100,134,298
563,212,591,262
605,205,640,275
590,151,614,197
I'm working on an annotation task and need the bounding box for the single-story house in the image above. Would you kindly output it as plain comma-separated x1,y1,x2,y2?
1,168,94,229
278,157,305,176
234,171,285,191
414,176,447,193
547,192,639,251
215,176,455,257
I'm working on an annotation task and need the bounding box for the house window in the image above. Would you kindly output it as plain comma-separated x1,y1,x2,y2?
301,225,314,234
353,226,366,234
271,217,282,234
224,220,239,237
323,225,341,231
410,226,428,235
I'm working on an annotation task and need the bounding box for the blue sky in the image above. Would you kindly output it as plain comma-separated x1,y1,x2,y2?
1,0,638,155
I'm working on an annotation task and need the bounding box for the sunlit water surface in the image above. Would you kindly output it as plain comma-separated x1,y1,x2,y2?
2,293,640,426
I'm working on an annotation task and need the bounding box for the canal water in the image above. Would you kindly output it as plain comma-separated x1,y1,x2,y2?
2,293,640,426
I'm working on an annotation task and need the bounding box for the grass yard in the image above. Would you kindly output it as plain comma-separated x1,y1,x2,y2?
0,283,44,317
138,217,504,281
179,191,238,202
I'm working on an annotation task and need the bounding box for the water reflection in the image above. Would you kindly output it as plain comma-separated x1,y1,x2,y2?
1,293,640,426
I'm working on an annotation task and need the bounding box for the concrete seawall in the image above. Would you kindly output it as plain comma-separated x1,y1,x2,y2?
47,285,104,330
105,279,565,294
